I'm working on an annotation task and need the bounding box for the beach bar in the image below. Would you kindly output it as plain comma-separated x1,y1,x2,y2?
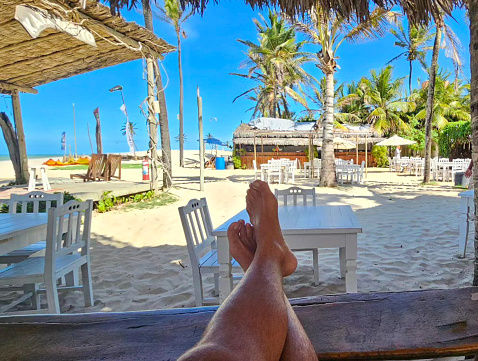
233,119,384,169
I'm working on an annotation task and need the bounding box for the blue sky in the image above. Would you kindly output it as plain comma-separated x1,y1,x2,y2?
0,3,470,156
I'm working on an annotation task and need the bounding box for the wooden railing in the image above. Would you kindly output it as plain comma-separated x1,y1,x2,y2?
2,288,478,360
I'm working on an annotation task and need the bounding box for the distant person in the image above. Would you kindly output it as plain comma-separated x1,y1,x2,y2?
465,160,473,178
395,145,401,159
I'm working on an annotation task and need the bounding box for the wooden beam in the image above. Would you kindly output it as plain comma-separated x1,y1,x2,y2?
77,12,166,60
0,81,37,95
11,90,30,182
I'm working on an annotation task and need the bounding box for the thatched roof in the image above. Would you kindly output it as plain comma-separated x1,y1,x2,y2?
233,123,384,146
0,0,175,93
183,0,464,25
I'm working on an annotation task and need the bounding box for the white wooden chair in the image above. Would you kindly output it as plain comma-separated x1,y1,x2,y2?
179,198,242,306
253,159,260,180
267,161,285,184
274,187,319,285
0,192,64,265
0,200,94,314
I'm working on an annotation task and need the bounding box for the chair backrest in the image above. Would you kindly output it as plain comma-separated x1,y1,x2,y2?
275,187,316,206
88,154,107,180
9,191,63,214
106,154,122,180
45,200,93,275
178,198,215,269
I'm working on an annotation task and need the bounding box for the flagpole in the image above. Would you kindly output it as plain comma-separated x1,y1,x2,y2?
73,103,77,158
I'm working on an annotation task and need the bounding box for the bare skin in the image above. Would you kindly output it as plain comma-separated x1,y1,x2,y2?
179,180,316,361
227,216,318,361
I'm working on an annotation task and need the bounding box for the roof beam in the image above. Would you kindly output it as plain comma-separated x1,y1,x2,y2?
78,12,166,60
0,81,38,94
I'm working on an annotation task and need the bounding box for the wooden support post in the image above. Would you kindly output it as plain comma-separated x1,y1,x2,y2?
253,135,257,166
261,136,264,164
198,87,204,192
11,90,29,183
365,135,368,177
146,55,159,192
309,134,314,179
355,135,359,164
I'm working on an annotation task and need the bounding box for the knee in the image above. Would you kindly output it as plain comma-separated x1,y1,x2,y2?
178,343,242,361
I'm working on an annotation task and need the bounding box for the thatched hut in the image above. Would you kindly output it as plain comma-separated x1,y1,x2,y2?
233,120,384,169
0,0,175,182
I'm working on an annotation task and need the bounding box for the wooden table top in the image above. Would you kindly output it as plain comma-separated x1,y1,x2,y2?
213,205,362,236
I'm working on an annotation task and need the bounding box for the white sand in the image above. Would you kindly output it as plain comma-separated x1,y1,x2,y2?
0,151,474,315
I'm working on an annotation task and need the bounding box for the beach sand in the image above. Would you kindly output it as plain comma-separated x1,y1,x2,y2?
0,151,470,359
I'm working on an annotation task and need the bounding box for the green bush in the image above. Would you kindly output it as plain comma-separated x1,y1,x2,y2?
372,145,389,167
232,148,247,169
304,147,318,160
438,121,471,158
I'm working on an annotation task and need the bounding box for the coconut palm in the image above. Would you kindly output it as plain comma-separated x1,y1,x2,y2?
423,16,463,182
233,12,314,118
294,7,398,186
387,22,434,94
361,65,415,136
154,0,193,168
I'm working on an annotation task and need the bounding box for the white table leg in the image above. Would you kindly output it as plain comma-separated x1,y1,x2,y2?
40,167,51,191
458,197,471,258
217,235,233,303
28,167,36,191
344,234,358,293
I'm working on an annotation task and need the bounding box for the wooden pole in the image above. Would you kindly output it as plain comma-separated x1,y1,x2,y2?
253,134,257,166
11,90,29,183
261,136,264,164
146,55,159,192
86,123,94,154
365,134,368,177
309,134,314,179
356,135,359,164
198,87,204,192
73,103,77,158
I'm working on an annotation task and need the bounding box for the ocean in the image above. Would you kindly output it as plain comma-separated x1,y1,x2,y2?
0,154,63,161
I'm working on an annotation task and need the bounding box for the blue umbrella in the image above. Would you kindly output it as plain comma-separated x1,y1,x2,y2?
204,137,226,146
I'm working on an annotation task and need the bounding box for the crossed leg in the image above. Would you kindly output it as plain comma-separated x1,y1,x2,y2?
179,180,317,361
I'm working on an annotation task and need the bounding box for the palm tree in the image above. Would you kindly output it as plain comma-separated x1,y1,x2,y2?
423,16,463,183
104,0,173,189
294,7,398,186
233,12,314,118
154,0,193,168
361,65,415,136
387,22,434,94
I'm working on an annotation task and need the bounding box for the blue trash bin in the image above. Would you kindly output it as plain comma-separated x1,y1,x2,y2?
216,157,225,170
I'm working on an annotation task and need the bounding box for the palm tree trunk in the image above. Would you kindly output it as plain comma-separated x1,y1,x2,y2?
423,24,442,183
470,0,478,286
320,71,336,186
177,28,184,168
409,60,413,95
142,0,172,189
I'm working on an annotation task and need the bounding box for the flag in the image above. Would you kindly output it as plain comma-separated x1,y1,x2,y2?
120,104,127,117
126,121,134,153
93,107,103,154
61,132,66,151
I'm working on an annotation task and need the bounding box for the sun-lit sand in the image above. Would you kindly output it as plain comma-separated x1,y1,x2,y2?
0,150,474,315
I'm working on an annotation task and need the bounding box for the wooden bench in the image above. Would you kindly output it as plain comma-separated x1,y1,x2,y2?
2,288,478,360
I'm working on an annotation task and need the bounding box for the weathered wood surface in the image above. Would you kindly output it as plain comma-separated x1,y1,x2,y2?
2,288,478,360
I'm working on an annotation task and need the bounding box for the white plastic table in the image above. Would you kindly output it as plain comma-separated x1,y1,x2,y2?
212,205,362,303
0,213,48,256
458,190,474,258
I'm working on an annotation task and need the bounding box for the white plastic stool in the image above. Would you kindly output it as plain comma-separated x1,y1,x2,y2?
28,166,51,191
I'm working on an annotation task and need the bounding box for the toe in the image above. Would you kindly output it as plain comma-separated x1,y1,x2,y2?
227,222,240,239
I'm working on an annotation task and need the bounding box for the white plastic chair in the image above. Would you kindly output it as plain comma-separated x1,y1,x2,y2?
274,187,319,285
178,198,242,306
0,200,94,314
0,192,64,265
267,161,284,184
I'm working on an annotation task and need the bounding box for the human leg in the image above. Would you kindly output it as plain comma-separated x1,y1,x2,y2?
179,180,297,361
229,217,317,361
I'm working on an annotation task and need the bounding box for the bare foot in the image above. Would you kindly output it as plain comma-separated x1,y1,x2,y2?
246,180,297,277
227,219,256,272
